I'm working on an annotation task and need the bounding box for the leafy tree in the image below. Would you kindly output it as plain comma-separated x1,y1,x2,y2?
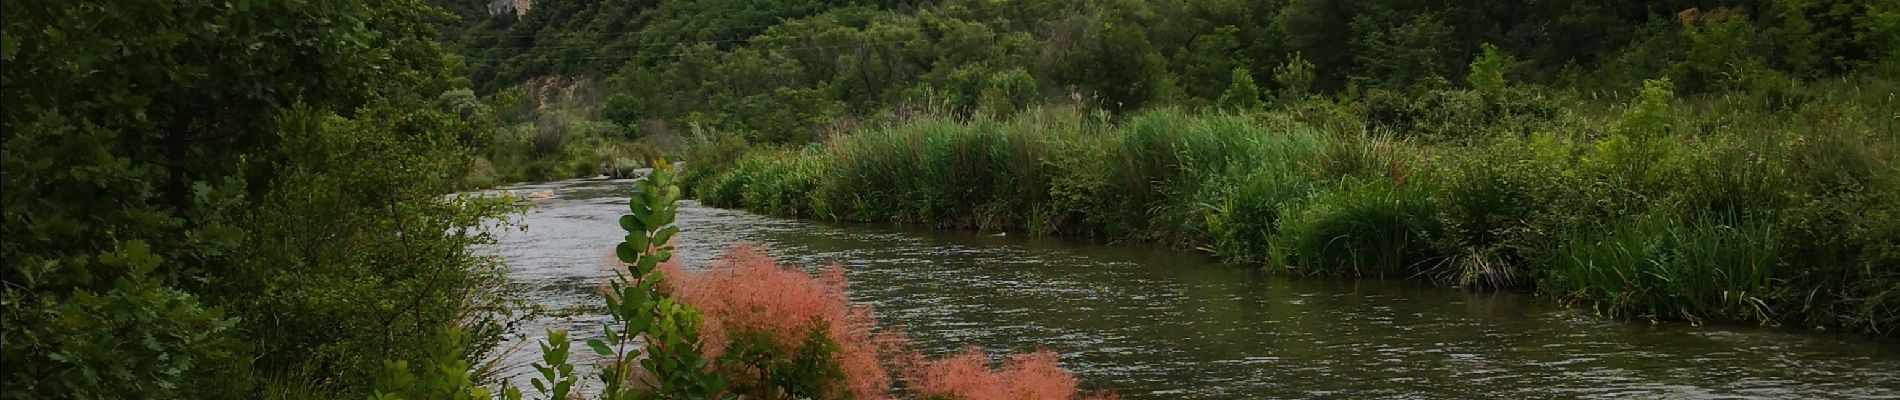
1764,0,1823,76
1217,67,1263,110
1069,17,1171,114
1467,43,1515,94
1350,12,1458,90
1675,8,1767,93
3,1,509,398
1274,52,1318,103
978,68,1041,118
1182,26,1249,100
1273,0,1357,92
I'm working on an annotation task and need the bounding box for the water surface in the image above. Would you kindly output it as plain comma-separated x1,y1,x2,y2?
484,178,1899,399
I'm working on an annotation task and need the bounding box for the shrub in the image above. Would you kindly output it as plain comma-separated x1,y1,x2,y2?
903,348,1091,400
659,246,890,399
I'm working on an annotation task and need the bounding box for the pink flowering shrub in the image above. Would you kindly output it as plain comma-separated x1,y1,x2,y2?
904,347,1110,400
650,244,1110,400
658,245,891,399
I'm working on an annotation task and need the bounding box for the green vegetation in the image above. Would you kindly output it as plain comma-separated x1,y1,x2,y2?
4,1,518,398
462,164,1107,400
683,72,1900,334
5,0,1898,398
434,0,1889,335
435,0,1896,140
458,80,676,185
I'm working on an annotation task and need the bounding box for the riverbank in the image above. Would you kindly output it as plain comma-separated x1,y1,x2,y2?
490,178,1900,398
681,77,1900,336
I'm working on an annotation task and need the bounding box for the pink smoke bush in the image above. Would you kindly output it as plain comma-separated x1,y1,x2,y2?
646,244,1109,400
904,347,1108,400
657,245,891,398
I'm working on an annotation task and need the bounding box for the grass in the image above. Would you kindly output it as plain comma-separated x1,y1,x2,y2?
683,76,1900,336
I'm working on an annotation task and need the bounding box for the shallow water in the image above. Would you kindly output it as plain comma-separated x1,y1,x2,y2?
483,178,1900,399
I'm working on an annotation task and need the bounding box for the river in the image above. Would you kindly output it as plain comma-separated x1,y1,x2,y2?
482,178,1899,399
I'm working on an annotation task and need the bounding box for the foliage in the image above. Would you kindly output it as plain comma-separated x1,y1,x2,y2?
1466,43,1514,95
370,329,493,400
3,0,515,398
1063,5,1174,114
1216,67,1263,111
1270,178,1443,278
686,77,1900,335
658,246,889,399
595,162,729,398
902,348,1096,400
433,0,1896,152
1272,52,1318,104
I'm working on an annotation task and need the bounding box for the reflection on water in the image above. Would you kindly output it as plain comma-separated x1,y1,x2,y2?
482,179,1900,399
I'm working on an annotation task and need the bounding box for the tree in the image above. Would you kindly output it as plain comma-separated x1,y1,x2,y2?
1273,0,1356,92
1467,43,1515,94
1274,52,1318,103
1350,12,1457,90
2,1,506,397
1183,26,1249,100
1069,16,1171,114
1217,67,1263,110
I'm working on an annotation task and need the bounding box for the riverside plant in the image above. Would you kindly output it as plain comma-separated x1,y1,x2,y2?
654,246,888,399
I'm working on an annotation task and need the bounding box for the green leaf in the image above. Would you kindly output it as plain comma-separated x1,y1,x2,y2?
631,310,653,334
615,242,639,263
619,214,643,232
628,192,650,213
652,226,680,248
586,338,613,356
636,257,659,275
630,233,652,255
1,33,18,61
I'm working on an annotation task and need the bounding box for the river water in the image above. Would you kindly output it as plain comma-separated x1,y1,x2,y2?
483,178,1899,399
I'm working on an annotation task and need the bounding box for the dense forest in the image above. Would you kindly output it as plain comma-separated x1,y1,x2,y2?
435,0,1894,140
3,0,1896,399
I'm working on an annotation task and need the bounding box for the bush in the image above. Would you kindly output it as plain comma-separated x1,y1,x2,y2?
658,246,889,399
902,348,1104,400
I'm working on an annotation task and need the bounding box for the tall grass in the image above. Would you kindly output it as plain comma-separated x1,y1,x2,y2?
1270,178,1442,279
685,77,1900,336
1548,214,1783,325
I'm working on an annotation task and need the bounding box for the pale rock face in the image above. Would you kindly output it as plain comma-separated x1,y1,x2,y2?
487,0,531,17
